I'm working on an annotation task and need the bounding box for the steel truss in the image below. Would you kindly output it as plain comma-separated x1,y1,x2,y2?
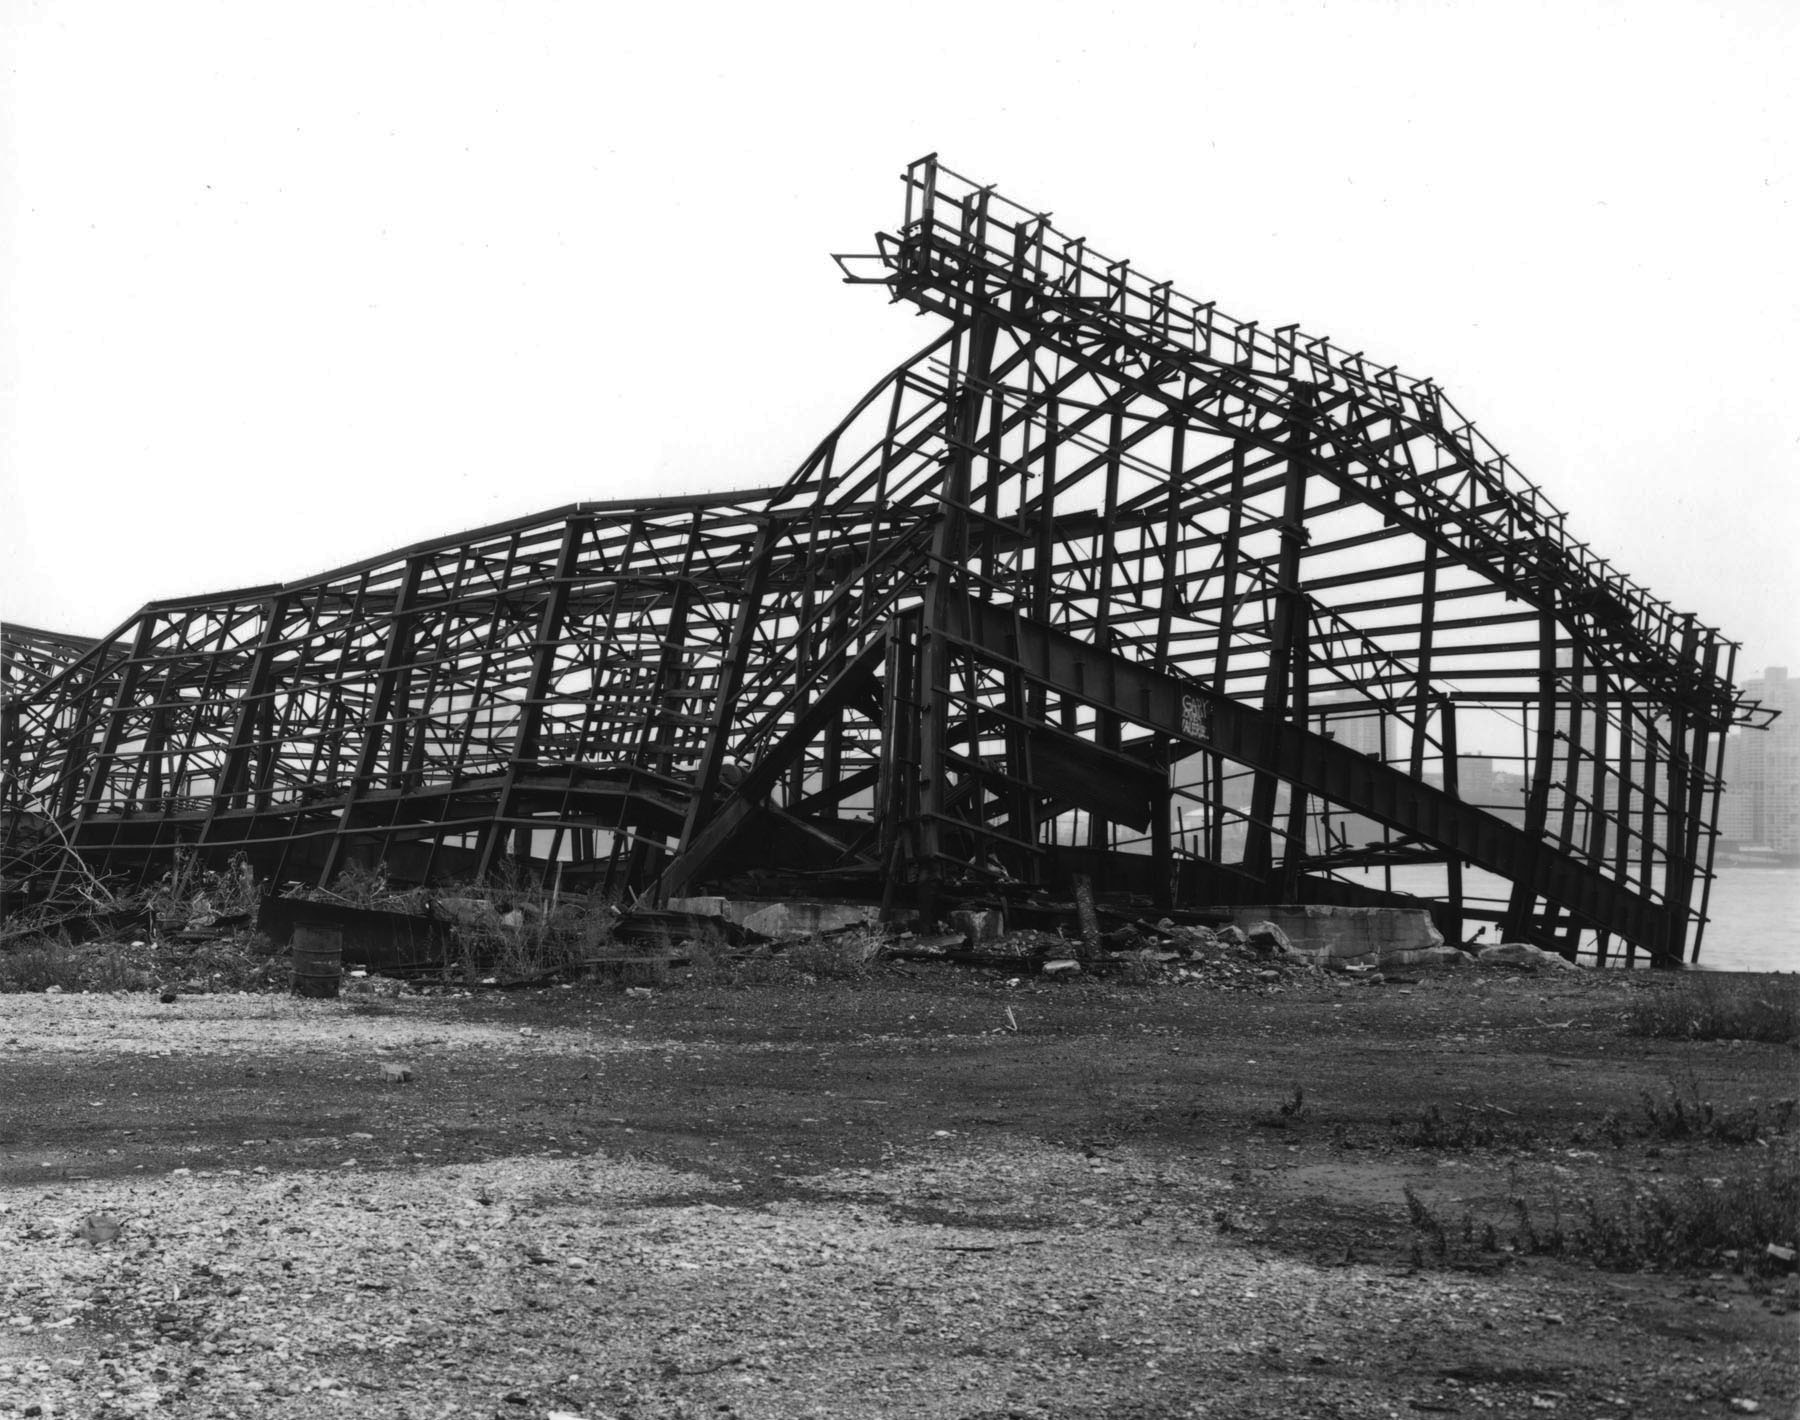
1,157,1764,964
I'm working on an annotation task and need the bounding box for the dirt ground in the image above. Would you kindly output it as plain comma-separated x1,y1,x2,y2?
1,964,1795,1419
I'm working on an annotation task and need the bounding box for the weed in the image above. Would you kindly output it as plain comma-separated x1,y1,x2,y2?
1392,1104,1535,1151
1403,1186,1449,1261
1070,1053,1130,1148
435,867,618,982
146,849,260,928
1259,1084,1306,1129
0,929,281,995
1637,1075,1793,1146
1509,1195,1567,1256
780,927,886,982
679,928,741,988
1624,972,1799,1044
1595,1110,1632,1149
1507,1150,1800,1273
323,860,406,908
0,934,85,992
1104,951,1163,987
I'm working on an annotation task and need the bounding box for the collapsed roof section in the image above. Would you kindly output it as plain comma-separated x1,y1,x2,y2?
1,156,1758,965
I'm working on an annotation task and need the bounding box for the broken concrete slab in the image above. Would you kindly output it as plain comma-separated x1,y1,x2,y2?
665,896,880,938
1229,904,1446,970
1385,944,1471,967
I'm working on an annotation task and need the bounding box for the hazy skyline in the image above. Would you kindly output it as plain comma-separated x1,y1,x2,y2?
4,0,1796,683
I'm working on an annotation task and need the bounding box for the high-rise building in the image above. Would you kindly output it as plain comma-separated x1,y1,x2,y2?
1720,667,1798,856
1716,735,1757,843
1315,690,1385,759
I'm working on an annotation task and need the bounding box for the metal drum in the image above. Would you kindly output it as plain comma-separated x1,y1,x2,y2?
291,923,344,999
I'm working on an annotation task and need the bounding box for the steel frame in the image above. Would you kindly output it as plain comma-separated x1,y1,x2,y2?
1,157,1763,965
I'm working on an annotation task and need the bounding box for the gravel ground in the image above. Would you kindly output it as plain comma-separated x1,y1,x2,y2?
2,982,1794,1419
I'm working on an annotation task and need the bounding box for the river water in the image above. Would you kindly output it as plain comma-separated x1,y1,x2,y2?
1697,868,1800,973
1332,865,1799,973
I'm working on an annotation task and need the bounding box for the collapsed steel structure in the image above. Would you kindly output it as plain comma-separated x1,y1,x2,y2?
2,157,1761,964
1,624,120,703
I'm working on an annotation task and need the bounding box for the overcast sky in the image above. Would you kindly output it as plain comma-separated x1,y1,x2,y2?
3,0,1795,682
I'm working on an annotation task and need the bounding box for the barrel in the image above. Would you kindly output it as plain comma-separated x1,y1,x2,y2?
292,923,344,999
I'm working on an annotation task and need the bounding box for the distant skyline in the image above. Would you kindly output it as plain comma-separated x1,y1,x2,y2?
3,1,1796,679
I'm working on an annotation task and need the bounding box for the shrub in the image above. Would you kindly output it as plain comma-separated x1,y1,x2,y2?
1624,972,1799,1044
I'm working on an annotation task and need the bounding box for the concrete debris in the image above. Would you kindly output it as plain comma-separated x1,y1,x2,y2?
741,901,878,938
1478,942,1582,970
664,896,880,938
1243,921,1294,956
949,908,1005,948
1230,904,1448,970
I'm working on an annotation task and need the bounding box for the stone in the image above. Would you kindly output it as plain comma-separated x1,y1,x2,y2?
1478,942,1580,970
75,1214,122,1247
1244,921,1293,956
1042,959,1082,976
949,908,1004,947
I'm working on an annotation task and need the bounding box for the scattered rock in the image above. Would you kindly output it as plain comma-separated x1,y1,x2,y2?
73,1214,122,1246
381,1063,414,1084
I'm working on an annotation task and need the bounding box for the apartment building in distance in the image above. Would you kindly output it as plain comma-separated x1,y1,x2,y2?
1719,666,1798,860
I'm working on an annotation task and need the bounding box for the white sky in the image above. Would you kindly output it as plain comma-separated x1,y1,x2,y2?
3,0,1796,682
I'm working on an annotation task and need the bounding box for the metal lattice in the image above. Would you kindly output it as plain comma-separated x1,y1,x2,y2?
1,157,1765,965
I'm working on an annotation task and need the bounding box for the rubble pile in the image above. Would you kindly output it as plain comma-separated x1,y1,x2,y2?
888,916,1357,991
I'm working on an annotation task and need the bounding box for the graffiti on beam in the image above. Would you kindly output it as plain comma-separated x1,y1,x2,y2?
1179,692,1213,744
